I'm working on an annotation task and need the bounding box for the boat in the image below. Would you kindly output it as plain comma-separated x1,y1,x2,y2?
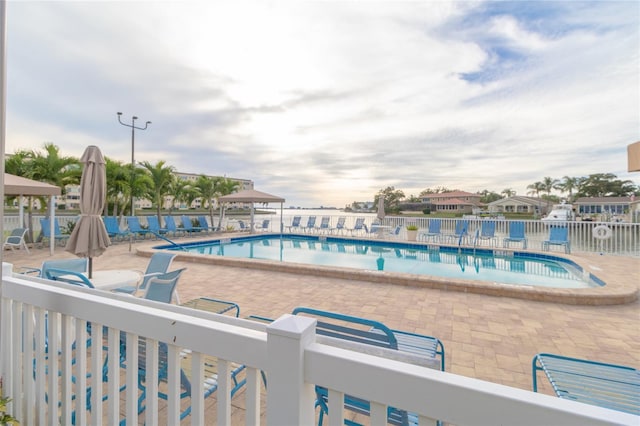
541,202,575,223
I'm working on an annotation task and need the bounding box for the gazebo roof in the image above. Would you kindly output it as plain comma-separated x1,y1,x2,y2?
219,189,285,203
4,173,61,196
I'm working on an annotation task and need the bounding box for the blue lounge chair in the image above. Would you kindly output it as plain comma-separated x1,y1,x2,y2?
532,353,640,415
477,220,498,247
119,287,246,422
362,222,380,237
443,220,468,245
141,268,186,303
103,217,130,241
418,219,441,242
386,225,402,239
286,215,302,233
331,216,347,235
146,215,168,236
301,216,317,233
348,217,365,236
237,220,251,232
124,342,246,421
181,297,240,317
291,307,445,426
317,216,331,234
4,227,30,253
45,268,95,288
542,226,571,254
42,257,93,288
503,221,528,249
164,215,185,237
126,216,151,240
113,252,177,298
254,219,270,232
197,216,217,233
181,215,205,236
40,258,88,278
40,218,70,246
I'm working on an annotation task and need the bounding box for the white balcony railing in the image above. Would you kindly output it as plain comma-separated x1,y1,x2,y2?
5,214,640,256
1,267,636,425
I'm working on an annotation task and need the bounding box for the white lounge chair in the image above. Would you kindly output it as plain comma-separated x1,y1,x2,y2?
4,227,30,254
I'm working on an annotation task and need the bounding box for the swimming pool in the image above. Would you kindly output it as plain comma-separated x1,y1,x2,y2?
157,235,603,289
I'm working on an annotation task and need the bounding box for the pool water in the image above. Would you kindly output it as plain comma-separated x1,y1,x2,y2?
159,235,603,289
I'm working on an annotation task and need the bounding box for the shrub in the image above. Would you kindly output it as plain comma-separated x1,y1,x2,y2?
0,379,19,425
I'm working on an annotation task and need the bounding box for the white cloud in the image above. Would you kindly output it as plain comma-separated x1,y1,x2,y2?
4,0,639,207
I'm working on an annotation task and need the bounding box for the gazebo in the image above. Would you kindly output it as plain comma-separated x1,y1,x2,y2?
2,173,62,255
219,189,285,233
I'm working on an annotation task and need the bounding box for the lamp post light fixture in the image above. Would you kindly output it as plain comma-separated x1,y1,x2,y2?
117,112,151,217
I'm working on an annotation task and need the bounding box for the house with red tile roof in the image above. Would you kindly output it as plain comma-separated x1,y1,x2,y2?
420,191,483,214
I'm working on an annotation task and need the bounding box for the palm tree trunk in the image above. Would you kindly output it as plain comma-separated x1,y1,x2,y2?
27,198,36,243
217,204,225,231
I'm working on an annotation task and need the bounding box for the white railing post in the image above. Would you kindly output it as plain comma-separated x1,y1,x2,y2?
266,314,317,426
0,262,15,417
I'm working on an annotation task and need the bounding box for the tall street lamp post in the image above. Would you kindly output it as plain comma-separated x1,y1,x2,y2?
117,112,151,217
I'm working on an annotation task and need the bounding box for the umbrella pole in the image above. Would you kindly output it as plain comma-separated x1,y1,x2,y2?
88,257,93,279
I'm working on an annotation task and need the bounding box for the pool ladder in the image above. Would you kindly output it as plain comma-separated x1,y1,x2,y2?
471,229,480,255
148,231,188,251
457,228,480,254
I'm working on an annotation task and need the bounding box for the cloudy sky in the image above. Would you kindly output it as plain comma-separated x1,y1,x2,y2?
4,1,639,207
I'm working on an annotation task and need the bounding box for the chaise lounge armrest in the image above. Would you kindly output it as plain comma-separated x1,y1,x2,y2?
44,268,95,288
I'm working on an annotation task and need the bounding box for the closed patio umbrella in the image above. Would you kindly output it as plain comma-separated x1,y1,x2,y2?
65,146,110,277
377,196,386,221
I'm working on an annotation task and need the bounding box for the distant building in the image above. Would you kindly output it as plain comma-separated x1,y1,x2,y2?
421,191,483,215
169,172,253,210
350,201,374,212
574,196,633,221
487,196,551,215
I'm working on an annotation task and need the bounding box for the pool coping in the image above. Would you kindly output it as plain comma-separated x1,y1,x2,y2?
139,234,639,306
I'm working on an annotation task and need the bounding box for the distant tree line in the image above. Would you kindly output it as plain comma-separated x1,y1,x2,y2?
5,142,239,241
353,173,639,213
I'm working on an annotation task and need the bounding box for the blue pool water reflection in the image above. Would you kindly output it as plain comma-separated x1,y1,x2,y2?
159,235,603,289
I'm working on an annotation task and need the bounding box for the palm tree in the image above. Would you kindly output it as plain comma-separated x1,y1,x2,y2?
129,167,153,217
194,175,221,227
541,177,558,197
527,181,548,218
25,143,80,240
183,186,201,211
29,143,81,211
555,176,579,202
139,160,175,224
526,181,544,198
105,158,130,218
167,176,193,212
5,149,32,176
501,188,516,198
215,178,239,230
5,150,38,241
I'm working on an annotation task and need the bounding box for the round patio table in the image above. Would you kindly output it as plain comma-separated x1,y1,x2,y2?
88,269,141,290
